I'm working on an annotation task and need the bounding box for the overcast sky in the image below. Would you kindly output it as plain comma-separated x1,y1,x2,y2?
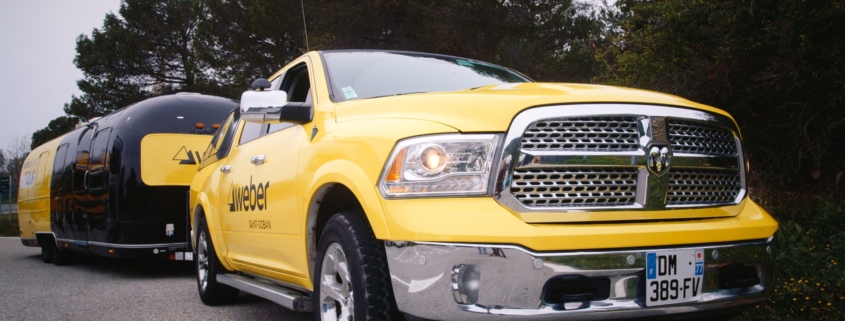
0,1,121,153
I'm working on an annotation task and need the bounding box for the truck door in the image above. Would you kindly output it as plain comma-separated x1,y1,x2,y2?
70,125,96,245
225,61,311,280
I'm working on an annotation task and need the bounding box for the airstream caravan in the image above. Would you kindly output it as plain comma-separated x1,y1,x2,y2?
18,93,236,264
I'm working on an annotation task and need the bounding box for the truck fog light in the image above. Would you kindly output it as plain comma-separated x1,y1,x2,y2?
451,264,481,305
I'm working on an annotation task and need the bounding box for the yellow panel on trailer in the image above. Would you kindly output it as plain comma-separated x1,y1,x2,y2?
140,134,214,186
18,134,67,245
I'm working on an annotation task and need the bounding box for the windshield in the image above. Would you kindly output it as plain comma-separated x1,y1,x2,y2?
322,51,531,101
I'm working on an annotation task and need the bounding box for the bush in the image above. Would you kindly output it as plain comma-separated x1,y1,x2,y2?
0,213,19,237
737,199,844,320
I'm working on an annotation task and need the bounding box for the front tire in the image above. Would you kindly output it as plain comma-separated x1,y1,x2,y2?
314,211,401,321
196,217,239,305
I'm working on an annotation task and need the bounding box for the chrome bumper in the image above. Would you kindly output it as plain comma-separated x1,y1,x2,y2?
385,239,773,320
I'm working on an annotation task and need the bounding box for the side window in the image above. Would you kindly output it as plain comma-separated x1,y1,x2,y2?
200,110,239,168
52,144,69,178
89,128,112,172
267,122,295,135
72,127,94,192
270,75,284,90
281,63,312,103
88,128,112,190
109,137,123,174
261,64,307,136
238,121,263,145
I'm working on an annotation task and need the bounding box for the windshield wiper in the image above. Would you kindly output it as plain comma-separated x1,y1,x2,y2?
367,92,426,99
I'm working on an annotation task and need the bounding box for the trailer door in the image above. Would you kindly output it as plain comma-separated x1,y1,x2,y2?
86,128,112,240
70,125,96,246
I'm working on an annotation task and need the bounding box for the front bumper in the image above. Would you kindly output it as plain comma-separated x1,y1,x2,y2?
385,239,773,320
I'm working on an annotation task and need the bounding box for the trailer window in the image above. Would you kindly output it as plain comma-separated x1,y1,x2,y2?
90,128,112,171
53,144,68,178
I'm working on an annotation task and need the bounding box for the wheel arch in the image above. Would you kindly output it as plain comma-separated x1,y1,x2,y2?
192,191,228,261
305,159,390,280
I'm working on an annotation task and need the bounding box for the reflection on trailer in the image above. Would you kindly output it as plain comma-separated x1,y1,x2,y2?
18,93,237,264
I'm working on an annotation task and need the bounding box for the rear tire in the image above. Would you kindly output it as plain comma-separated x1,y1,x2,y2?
313,211,401,320
196,217,239,305
41,244,54,263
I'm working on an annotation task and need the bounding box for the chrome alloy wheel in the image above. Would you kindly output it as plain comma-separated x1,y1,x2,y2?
319,242,354,321
197,230,210,292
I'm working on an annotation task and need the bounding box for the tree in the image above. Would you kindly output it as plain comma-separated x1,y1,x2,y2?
195,0,606,83
0,150,6,177
30,116,79,150
4,134,31,184
599,0,845,195
66,0,228,120
194,0,306,98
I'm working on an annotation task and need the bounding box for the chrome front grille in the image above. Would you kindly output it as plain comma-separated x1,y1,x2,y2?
511,167,637,207
667,168,741,205
521,116,639,152
668,119,737,156
497,104,747,217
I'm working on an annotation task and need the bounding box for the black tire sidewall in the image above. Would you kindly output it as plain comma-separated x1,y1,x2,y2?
314,221,365,320
52,243,70,266
196,217,239,305
313,211,399,321
41,244,54,263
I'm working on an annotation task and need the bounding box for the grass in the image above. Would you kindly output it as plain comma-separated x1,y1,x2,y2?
0,212,19,237
736,198,845,320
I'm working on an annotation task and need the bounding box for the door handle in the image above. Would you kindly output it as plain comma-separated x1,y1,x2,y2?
250,154,266,165
220,165,232,173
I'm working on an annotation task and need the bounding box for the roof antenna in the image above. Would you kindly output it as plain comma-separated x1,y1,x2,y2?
301,0,309,52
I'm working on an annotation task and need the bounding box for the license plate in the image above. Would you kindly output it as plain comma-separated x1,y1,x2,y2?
645,249,705,306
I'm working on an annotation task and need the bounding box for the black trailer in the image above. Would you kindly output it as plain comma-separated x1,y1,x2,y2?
23,93,236,263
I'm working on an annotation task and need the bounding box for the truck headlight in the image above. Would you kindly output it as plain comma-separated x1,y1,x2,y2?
379,134,502,197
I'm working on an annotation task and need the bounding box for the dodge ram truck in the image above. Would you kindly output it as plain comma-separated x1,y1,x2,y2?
189,50,777,320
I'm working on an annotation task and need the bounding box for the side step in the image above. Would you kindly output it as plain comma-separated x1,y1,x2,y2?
217,273,313,312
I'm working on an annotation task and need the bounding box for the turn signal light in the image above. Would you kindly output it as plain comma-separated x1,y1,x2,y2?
386,149,406,182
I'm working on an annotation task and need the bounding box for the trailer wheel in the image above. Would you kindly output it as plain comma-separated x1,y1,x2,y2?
313,211,401,321
52,243,72,266
41,244,54,263
196,218,239,305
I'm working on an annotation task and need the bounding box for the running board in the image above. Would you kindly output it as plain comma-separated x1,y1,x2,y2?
217,274,312,312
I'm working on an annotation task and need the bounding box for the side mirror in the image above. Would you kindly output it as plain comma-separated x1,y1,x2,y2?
240,90,288,113
240,79,313,124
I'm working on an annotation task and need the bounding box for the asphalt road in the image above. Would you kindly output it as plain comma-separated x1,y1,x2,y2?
0,237,311,321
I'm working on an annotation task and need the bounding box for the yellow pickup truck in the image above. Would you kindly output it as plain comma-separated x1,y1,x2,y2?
189,50,778,320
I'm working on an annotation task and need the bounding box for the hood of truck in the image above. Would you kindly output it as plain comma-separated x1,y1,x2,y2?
334,83,734,132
